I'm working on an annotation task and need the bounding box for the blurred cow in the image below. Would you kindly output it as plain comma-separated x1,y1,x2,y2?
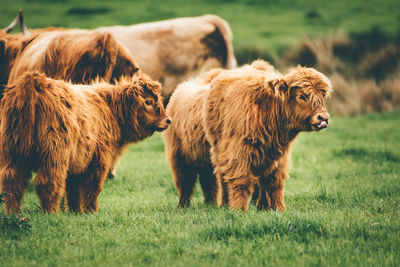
3,30,139,89
4,14,237,102
97,15,237,101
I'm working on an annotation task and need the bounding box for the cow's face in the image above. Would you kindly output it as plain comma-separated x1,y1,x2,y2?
275,67,332,132
138,88,171,132
120,73,171,137
289,85,330,132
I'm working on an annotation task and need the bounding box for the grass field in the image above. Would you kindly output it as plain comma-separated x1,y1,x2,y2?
1,111,399,266
1,0,399,266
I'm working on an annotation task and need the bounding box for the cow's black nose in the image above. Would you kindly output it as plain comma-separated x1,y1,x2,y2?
318,113,329,122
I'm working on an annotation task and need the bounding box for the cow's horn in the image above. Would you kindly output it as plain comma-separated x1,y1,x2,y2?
19,9,30,37
3,13,19,33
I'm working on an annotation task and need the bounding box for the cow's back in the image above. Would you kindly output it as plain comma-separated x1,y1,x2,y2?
8,30,139,85
98,15,236,99
163,77,211,167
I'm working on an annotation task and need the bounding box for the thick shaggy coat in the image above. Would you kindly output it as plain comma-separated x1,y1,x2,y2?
0,72,170,214
0,30,139,94
96,15,237,101
3,15,236,102
163,60,332,211
0,30,36,91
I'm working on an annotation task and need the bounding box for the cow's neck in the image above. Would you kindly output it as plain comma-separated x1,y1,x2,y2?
261,98,299,159
105,88,154,147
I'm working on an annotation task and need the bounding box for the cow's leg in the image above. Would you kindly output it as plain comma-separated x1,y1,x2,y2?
266,169,286,211
256,176,271,211
34,163,68,213
199,166,218,206
170,151,197,208
0,162,31,214
212,164,229,207
250,183,260,205
220,177,230,207
226,177,254,212
107,147,125,180
64,174,83,213
80,156,109,213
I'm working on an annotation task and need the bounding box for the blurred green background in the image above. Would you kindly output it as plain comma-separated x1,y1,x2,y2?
2,0,400,60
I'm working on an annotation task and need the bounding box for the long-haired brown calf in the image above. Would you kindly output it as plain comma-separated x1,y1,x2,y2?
163,60,331,211
0,72,170,214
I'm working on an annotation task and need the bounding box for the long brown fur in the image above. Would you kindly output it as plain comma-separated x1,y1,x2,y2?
0,30,139,95
0,30,39,91
0,72,170,214
163,60,331,211
18,15,236,102
97,15,237,102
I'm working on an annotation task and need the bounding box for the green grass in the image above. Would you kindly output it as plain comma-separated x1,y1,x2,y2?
1,111,399,266
1,1,399,265
1,0,400,58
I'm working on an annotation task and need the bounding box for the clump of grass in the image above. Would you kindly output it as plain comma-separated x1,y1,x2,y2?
0,192,32,238
327,72,400,115
279,28,400,116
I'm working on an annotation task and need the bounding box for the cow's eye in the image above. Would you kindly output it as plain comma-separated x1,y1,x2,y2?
145,99,153,106
299,94,308,102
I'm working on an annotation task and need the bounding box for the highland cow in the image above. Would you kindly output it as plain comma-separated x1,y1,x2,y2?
1,30,139,95
0,72,170,214
7,14,236,102
97,15,237,101
163,60,331,211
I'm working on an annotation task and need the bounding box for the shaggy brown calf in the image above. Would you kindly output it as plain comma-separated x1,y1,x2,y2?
163,60,331,211
0,72,170,214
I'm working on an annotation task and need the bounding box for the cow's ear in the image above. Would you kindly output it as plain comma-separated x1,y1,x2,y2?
268,78,288,92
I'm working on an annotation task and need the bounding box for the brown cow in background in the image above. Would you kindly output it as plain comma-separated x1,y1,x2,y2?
5,30,139,87
6,14,237,102
98,15,237,101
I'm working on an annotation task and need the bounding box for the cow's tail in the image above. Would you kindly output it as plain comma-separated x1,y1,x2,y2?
0,72,48,157
203,15,237,69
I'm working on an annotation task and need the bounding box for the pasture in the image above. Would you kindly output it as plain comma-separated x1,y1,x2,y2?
1,111,399,266
1,0,399,266
2,0,400,59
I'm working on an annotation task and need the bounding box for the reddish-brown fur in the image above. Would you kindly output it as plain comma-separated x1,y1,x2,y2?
0,30,139,95
0,30,39,91
0,72,170,214
163,60,331,211
97,15,237,101
6,15,237,102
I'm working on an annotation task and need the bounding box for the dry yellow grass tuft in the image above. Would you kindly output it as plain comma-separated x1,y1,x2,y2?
279,30,400,116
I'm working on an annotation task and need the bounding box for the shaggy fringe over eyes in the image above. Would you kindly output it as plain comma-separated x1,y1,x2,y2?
285,66,333,98
116,72,162,93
